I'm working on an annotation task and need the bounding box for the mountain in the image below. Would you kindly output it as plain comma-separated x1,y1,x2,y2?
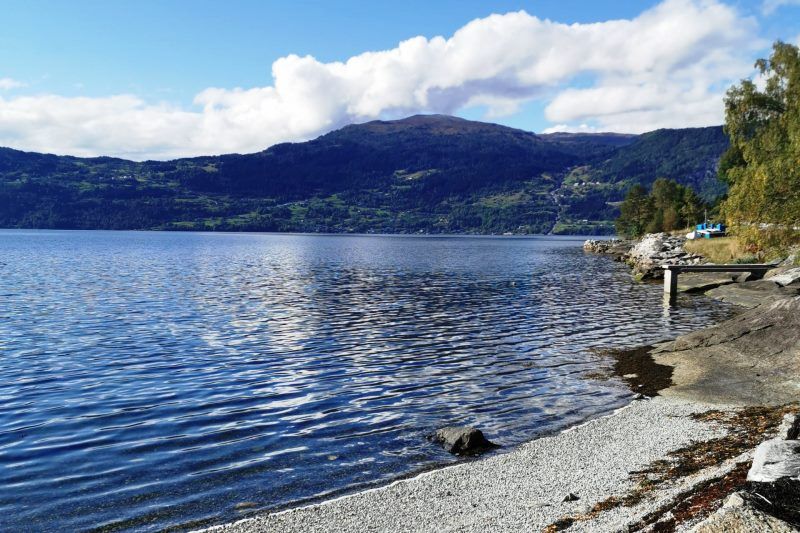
0,115,728,235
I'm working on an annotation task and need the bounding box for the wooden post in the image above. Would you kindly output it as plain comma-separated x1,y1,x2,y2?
664,267,678,304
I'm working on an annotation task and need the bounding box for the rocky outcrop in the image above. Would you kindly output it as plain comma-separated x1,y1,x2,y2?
582,239,633,259
624,233,703,279
652,296,800,405
430,426,498,455
584,233,706,278
705,280,800,308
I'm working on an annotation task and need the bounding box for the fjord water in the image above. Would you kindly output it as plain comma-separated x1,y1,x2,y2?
0,231,734,532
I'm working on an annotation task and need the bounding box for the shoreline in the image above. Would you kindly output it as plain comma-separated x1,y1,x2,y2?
192,338,735,532
197,397,752,533
194,236,799,532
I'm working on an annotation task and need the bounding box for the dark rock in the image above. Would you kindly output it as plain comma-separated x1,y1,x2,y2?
562,492,580,502
430,426,498,455
746,477,800,526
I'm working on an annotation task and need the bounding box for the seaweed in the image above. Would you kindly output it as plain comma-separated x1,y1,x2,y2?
542,404,798,532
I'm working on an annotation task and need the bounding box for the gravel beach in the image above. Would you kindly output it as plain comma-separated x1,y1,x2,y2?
198,397,738,533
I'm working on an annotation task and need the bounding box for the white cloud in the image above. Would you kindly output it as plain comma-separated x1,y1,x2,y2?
762,0,800,15
0,78,25,90
0,0,760,160
542,123,600,134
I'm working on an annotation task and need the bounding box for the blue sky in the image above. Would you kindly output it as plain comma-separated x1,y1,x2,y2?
1,0,799,159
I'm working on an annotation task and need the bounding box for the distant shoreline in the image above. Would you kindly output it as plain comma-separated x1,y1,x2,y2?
0,227,611,238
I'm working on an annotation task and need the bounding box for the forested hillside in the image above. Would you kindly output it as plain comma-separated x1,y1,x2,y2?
0,115,728,234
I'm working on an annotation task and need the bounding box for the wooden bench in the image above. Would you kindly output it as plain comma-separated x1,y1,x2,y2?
662,263,777,302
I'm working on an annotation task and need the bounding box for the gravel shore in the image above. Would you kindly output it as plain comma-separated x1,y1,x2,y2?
198,398,736,533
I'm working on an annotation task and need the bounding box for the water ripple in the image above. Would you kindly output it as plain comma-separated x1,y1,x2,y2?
0,231,735,532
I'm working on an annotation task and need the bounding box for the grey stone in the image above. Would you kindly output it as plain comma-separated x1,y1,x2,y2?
747,439,800,483
722,491,748,508
778,413,800,440
430,426,498,455
767,267,800,287
677,272,736,293
234,502,259,511
704,280,797,308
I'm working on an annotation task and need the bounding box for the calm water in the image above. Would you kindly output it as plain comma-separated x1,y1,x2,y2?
0,231,734,532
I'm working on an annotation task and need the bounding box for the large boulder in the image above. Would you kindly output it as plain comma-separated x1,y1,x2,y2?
627,233,670,279
430,426,498,455
747,439,800,483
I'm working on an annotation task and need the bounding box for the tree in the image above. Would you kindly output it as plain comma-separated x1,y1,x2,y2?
616,179,706,238
721,41,800,248
649,178,685,232
680,187,704,228
616,185,654,238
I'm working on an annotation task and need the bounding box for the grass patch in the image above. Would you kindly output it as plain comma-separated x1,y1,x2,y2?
684,236,751,263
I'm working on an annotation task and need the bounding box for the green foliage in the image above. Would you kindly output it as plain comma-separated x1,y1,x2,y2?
615,179,705,238
589,126,729,202
616,185,653,238
0,115,730,235
722,41,800,248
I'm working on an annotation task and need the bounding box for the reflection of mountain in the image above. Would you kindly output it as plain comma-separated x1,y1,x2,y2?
0,115,728,234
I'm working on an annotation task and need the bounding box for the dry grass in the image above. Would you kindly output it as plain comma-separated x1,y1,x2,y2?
684,236,754,264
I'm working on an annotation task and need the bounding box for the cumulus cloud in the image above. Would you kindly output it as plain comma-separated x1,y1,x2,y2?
0,0,760,159
0,78,25,90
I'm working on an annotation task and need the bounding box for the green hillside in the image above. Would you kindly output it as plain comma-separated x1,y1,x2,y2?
0,115,728,234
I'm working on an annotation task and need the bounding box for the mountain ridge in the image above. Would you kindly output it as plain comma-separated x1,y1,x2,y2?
0,114,728,234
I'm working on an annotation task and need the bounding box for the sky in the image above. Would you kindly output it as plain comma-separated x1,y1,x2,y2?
1,0,799,160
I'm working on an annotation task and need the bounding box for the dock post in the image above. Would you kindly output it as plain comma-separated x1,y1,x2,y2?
663,267,678,303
